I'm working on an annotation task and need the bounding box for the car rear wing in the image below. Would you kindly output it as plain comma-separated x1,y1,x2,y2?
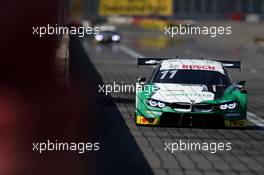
137,57,171,66
137,57,242,70
215,60,241,71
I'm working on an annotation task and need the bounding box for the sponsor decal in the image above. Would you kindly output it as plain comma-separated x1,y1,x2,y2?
141,117,148,123
224,120,247,128
182,64,216,70
99,0,173,16
136,116,159,125
225,113,240,117
152,84,215,103
165,93,213,98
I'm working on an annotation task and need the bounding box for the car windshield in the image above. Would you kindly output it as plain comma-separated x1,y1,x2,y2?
153,69,230,85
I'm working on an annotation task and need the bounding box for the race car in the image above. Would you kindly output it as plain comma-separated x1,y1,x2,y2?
94,25,121,43
135,58,247,128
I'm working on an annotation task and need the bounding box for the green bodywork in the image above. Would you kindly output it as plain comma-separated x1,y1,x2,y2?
135,83,247,126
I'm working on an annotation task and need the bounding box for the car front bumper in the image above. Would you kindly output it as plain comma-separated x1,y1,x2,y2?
135,110,247,128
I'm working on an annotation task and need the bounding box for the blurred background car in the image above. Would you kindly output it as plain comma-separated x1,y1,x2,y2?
94,25,121,43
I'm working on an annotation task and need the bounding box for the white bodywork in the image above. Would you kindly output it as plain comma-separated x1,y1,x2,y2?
152,83,214,104
160,59,224,74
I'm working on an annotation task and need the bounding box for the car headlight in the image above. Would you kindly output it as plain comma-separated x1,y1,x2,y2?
146,99,166,108
149,99,157,107
158,102,166,108
219,102,237,110
227,103,236,109
112,35,120,41
220,104,228,110
95,34,103,41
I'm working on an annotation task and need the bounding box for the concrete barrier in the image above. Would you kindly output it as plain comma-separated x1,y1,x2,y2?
55,34,69,86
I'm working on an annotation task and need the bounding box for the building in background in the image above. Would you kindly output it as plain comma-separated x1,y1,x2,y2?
173,0,264,19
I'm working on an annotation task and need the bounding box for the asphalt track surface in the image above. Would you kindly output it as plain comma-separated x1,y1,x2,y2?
71,21,264,175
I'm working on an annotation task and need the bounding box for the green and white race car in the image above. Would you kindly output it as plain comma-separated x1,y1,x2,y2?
135,58,247,128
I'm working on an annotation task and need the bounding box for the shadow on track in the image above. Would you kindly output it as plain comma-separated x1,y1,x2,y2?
69,36,153,175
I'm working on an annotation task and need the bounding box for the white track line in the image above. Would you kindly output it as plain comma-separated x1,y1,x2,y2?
247,112,264,127
118,44,264,128
118,44,145,58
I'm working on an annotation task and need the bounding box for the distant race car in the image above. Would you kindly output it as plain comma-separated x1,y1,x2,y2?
135,58,247,128
94,25,121,43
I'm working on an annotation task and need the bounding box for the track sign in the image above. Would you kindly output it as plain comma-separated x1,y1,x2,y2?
99,0,173,16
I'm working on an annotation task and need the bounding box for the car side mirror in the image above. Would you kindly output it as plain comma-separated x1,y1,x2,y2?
237,80,246,87
237,81,246,93
137,77,146,85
